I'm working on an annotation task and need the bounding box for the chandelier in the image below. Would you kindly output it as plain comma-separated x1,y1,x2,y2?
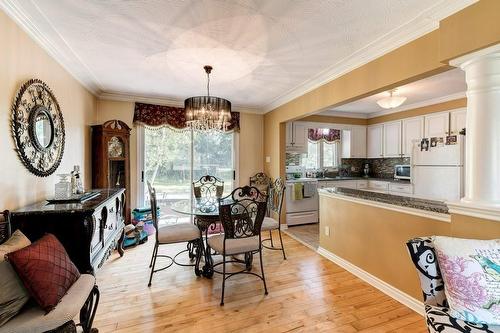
184,65,232,131
376,89,407,109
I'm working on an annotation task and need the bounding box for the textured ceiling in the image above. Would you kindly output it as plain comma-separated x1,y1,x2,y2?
3,0,474,111
321,68,466,116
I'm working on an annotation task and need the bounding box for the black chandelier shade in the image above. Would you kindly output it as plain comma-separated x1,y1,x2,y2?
184,95,232,122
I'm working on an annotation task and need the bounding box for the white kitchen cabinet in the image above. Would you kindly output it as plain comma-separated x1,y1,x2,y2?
402,116,424,157
329,180,357,189
368,180,389,192
356,180,368,189
341,126,367,158
286,122,307,153
383,121,402,157
424,112,450,138
367,125,383,158
450,109,466,135
389,183,413,195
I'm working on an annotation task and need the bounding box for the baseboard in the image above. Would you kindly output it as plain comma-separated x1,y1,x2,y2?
317,247,425,316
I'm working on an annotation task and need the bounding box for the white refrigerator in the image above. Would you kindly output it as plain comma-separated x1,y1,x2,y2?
412,137,464,201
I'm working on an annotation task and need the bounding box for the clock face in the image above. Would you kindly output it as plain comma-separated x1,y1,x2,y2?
108,136,124,158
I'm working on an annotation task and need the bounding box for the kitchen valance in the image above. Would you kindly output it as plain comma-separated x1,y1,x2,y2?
133,102,240,132
308,128,341,142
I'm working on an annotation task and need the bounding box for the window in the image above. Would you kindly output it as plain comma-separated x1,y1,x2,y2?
302,139,340,170
302,141,319,169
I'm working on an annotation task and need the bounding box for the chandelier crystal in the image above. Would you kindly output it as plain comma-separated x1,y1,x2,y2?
184,65,232,131
376,89,407,109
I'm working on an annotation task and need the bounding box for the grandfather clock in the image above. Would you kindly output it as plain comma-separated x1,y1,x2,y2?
92,120,131,223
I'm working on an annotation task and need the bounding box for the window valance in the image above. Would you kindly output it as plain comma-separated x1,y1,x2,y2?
133,102,240,132
308,128,341,142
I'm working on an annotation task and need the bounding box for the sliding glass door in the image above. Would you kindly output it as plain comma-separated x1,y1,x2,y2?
141,127,236,222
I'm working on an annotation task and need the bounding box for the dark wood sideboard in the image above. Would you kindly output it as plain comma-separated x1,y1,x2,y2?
11,188,126,274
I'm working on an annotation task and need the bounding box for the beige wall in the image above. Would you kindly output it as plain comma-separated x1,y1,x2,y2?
0,11,97,210
319,195,500,300
96,99,264,207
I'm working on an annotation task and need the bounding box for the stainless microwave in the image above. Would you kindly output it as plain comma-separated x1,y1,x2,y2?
394,165,411,180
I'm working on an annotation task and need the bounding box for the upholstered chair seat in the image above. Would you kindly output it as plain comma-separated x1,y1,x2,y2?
260,217,279,231
207,234,259,255
157,223,200,244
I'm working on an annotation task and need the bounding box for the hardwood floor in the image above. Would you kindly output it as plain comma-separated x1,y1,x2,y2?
94,233,426,332
284,223,320,250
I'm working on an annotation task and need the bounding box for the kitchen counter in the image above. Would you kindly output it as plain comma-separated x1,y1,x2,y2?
286,177,410,184
318,187,449,220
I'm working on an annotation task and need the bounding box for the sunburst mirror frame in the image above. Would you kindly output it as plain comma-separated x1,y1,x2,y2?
11,79,65,177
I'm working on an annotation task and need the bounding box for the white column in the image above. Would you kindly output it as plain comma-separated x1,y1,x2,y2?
451,44,500,208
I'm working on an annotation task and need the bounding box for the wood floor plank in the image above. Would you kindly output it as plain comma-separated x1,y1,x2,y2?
93,233,425,332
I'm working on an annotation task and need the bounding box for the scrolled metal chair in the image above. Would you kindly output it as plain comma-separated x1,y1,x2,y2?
193,175,224,199
207,186,268,305
261,177,287,259
147,181,203,286
249,172,271,195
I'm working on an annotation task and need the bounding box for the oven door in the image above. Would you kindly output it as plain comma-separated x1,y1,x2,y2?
285,182,319,213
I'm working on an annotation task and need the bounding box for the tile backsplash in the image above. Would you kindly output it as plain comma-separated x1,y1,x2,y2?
286,152,410,179
341,157,410,179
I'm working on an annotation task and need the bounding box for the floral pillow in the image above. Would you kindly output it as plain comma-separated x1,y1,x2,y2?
433,236,500,325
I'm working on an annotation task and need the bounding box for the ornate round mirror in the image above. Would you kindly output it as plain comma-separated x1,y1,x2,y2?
11,79,65,177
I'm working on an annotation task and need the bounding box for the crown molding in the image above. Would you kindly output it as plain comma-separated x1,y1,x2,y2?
98,92,263,114
366,91,466,118
262,0,477,113
315,111,369,119
1,0,102,95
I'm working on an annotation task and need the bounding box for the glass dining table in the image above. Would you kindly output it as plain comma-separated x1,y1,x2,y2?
171,197,229,278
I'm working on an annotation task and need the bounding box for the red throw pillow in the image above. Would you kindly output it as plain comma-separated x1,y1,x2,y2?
6,233,80,313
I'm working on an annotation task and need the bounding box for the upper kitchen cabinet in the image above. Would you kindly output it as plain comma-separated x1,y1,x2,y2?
341,126,366,158
402,116,424,157
424,112,450,137
383,121,401,157
450,108,466,135
286,122,307,153
367,124,383,158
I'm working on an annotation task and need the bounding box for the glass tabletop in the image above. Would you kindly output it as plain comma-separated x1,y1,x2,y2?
170,198,221,216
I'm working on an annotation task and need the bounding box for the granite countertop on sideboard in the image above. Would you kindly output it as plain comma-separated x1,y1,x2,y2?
319,187,449,215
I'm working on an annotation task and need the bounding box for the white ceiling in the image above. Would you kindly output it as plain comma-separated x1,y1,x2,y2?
1,0,475,113
319,68,466,118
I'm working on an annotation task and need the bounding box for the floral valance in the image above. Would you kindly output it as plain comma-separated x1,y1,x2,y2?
133,102,240,132
308,128,341,142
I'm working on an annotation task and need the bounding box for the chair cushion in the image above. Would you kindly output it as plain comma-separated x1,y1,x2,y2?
157,223,200,244
261,217,279,231
207,234,259,255
6,234,80,313
425,305,500,333
0,274,95,333
433,236,500,325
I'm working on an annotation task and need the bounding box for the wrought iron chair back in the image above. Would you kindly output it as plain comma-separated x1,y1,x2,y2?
249,172,271,194
146,181,160,240
219,186,267,240
0,210,11,245
193,175,224,199
268,178,285,217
